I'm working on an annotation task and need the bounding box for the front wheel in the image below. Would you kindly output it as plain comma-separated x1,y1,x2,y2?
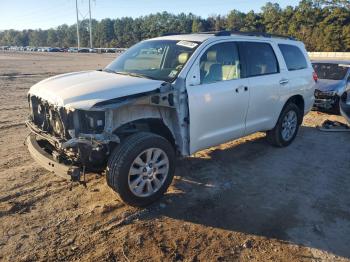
106,132,175,207
266,103,302,147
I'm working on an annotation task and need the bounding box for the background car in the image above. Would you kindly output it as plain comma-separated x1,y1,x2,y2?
68,47,78,53
312,60,350,114
47,47,61,52
78,48,89,53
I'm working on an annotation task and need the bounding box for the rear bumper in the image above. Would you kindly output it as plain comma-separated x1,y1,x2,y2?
26,134,77,180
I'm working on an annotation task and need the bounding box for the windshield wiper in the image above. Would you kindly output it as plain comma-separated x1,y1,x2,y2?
114,71,157,80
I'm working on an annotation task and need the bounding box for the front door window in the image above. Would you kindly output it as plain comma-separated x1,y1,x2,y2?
199,42,241,84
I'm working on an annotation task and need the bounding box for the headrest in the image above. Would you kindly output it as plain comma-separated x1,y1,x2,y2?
178,53,189,64
207,51,217,62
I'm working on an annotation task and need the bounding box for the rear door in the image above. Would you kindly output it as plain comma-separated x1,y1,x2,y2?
186,41,250,154
278,43,314,113
238,41,283,135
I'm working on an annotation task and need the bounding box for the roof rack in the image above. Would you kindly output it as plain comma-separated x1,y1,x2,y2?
161,31,296,40
231,31,296,40
198,30,296,40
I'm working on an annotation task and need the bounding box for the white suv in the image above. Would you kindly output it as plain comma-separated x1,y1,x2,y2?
26,31,315,206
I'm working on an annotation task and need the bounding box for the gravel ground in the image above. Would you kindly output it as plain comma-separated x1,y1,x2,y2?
0,51,349,262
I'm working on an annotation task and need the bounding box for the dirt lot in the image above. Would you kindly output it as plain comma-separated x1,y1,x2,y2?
0,51,349,262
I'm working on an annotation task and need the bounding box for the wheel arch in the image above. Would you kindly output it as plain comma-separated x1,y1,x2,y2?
113,117,177,150
282,95,305,125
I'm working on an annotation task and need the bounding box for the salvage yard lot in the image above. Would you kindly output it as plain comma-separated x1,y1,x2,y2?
0,51,350,261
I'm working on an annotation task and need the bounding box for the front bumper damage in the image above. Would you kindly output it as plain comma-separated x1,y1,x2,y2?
314,90,339,110
25,120,119,181
26,82,179,180
26,134,75,180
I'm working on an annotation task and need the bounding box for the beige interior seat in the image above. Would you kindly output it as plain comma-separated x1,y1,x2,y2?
202,50,217,73
203,49,240,83
222,64,238,80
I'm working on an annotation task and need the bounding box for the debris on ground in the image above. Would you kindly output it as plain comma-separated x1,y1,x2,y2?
318,120,350,132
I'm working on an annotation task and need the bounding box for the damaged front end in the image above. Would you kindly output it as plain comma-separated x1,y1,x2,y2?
26,95,119,181
314,89,340,111
25,81,182,182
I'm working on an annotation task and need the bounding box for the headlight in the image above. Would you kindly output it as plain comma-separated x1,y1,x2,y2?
49,109,64,136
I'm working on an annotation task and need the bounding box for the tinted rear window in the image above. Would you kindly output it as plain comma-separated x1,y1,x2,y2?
313,63,348,80
279,44,308,71
240,42,279,77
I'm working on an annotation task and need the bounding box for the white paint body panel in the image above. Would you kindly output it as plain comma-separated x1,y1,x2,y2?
244,73,282,135
184,37,315,154
187,79,250,153
28,70,163,110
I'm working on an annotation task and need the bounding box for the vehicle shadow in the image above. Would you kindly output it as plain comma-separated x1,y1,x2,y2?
146,126,350,258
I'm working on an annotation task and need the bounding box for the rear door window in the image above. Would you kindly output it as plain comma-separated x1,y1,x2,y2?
278,44,308,71
239,42,279,77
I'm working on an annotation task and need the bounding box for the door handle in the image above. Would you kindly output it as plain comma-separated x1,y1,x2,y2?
235,86,248,93
279,79,289,85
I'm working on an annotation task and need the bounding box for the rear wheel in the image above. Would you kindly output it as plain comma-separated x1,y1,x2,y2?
106,132,175,207
266,103,301,147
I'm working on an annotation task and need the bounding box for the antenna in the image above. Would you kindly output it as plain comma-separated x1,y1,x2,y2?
75,0,80,49
89,0,93,49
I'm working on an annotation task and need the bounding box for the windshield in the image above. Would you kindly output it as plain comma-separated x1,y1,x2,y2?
313,63,348,80
105,39,200,82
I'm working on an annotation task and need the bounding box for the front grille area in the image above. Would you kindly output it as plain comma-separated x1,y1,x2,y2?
29,95,72,139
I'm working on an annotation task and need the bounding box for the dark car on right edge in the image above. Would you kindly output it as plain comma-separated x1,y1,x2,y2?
312,60,350,113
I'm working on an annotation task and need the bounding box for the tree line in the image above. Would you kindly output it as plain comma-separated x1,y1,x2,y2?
0,0,349,51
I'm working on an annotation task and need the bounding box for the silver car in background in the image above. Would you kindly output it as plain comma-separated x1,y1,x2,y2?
312,61,350,113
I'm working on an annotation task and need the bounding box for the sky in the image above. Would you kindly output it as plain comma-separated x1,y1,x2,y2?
0,0,301,30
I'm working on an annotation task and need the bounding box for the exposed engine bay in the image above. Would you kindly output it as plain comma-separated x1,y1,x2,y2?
27,95,112,171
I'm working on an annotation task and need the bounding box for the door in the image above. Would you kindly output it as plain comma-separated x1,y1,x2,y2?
238,41,282,135
186,41,250,154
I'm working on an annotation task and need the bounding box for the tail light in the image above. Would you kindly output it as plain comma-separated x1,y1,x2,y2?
313,71,318,82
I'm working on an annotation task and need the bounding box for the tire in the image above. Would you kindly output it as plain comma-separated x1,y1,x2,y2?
106,132,175,207
266,103,302,147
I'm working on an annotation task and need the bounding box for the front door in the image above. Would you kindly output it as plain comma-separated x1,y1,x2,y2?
186,41,250,154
